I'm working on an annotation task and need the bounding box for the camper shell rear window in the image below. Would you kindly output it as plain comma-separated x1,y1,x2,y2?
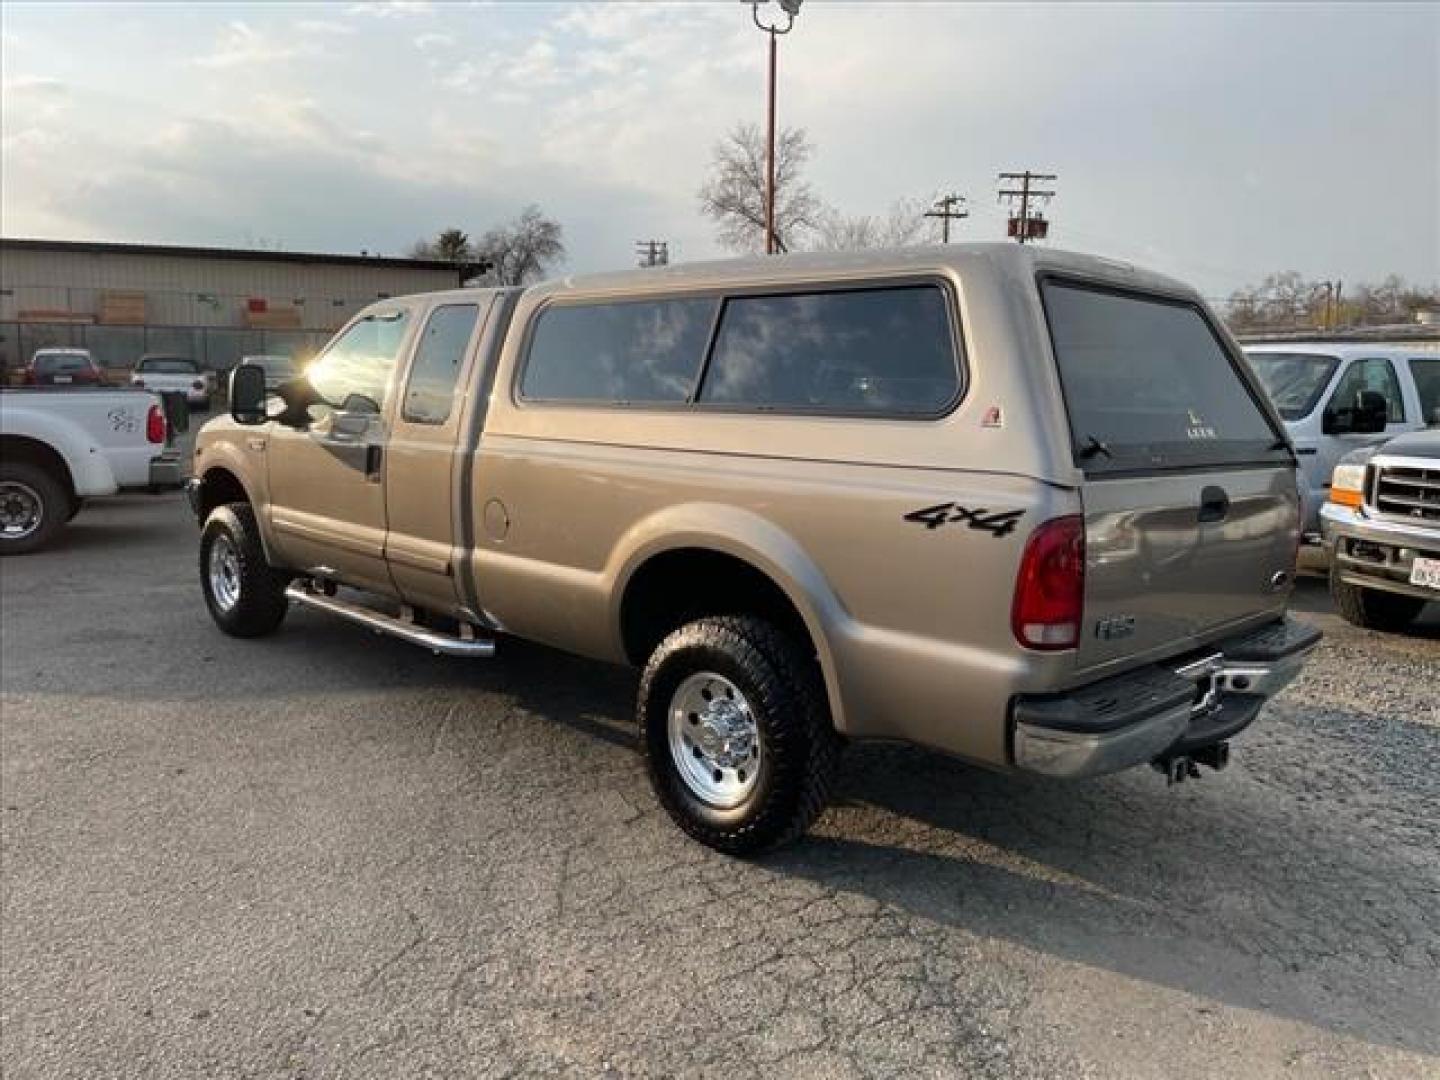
1040,279,1288,474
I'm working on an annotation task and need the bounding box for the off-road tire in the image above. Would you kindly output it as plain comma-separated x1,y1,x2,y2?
1329,570,1425,632
0,461,67,555
200,502,290,637
638,615,841,856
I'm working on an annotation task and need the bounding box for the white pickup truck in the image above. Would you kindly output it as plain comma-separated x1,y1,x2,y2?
0,388,183,553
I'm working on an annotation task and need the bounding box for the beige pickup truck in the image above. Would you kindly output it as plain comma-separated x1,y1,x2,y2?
187,244,1320,853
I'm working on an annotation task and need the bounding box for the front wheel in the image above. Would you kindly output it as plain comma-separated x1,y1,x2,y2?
638,616,841,856
1329,570,1425,632
199,502,290,637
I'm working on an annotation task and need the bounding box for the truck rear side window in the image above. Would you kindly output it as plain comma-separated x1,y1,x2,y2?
698,286,958,415
403,304,479,425
1042,281,1286,473
521,297,717,404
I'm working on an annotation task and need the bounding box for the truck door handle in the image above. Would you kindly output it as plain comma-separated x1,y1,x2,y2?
1198,485,1230,523
365,444,383,480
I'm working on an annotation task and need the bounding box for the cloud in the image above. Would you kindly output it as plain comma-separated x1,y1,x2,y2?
296,18,357,37
345,1,433,18
413,32,454,51
192,21,317,69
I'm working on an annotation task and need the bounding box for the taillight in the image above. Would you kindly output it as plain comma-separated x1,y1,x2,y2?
146,403,166,444
1011,515,1085,650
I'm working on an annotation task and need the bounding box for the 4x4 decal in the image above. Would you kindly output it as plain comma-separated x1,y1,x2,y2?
903,502,1024,537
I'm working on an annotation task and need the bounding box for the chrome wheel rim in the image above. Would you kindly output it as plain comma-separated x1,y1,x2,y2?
208,534,242,612
668,672,761,808
0,481,43,540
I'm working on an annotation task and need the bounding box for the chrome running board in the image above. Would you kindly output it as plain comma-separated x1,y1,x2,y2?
285,582,496,657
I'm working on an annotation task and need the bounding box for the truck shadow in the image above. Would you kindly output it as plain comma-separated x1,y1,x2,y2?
763,733,1438,1058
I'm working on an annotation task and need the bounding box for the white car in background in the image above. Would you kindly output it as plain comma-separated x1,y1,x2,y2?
131,354,215,409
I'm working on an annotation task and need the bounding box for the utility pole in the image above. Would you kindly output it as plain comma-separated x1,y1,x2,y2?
997,170,1057,244
747,1,802,255
923,193,969,243
635,240,670,268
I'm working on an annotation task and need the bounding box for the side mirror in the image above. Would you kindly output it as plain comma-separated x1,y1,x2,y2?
1352,389,1389,434
229,363,267,426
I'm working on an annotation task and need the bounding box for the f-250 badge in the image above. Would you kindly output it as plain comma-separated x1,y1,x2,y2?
904,502,1023,537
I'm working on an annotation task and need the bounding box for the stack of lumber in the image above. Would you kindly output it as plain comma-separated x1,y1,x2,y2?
99,290,147,325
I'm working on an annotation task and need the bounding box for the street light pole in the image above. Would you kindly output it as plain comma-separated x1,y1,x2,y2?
749,1,801,255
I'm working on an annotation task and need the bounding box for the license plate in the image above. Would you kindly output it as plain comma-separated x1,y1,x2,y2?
1410,556,1440,591
53,375,72,384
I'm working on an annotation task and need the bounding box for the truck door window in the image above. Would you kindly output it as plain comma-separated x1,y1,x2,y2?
1329,358,1405,423
1406,358,1440,426
306,311,411,412
521,297,717,404
697,285,959,415
402,304,479,425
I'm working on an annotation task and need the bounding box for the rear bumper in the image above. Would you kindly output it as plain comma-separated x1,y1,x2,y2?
146,453,185,490
1321,502,1440,602
1010,617,1321,779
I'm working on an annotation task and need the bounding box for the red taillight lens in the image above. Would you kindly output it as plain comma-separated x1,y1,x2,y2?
146,403,166,444
1012,515,1085,650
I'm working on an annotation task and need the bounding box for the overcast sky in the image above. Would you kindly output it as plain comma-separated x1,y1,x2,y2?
3,1,1436,298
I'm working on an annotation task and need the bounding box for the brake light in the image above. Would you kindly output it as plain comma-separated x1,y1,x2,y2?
1012,515,1085,650
145,403,166,444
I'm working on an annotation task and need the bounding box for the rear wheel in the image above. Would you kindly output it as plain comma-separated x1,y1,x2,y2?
1329,570,1425,632
0,462,67,555
200,502,290,637
638,615,840,856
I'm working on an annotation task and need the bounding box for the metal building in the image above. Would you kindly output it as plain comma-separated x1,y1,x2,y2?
0,238,466,375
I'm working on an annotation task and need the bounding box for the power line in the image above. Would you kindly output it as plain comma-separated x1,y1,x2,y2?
997,170,1056,244
923,193,969,243
635,240,669,268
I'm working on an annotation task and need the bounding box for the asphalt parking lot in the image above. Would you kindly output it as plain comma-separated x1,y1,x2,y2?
2,491,1437,1079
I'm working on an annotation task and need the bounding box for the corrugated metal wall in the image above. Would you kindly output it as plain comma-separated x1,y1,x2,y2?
0,246,461,371
0,248,459,328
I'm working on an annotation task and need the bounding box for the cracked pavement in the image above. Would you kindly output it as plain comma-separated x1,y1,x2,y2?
2,493,1437,1078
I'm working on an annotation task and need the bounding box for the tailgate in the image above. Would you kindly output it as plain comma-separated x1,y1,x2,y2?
1080,467,1297,668
1040,278,1300,671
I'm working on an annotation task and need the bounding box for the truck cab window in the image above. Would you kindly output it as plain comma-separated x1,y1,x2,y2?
1330,358,1405,423
307,311,411,411
1408,358,1440,426
403,304,480,425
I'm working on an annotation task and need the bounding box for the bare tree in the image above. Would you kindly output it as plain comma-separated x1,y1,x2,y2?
813,196,932,252
477,206,566,286
698,123,822,254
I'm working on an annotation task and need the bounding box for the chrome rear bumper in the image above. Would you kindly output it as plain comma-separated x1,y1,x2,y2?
1011,617,1321,780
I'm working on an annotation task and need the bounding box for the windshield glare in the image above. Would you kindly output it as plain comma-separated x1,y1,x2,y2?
1246,352,1339,420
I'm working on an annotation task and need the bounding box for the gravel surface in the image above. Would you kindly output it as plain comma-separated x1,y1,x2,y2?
2,493,1437,1079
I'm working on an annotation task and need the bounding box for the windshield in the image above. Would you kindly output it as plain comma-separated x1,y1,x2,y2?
35,352,91,374
1042,281,1287,474
138,357,197,374
1246,352,1339,420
